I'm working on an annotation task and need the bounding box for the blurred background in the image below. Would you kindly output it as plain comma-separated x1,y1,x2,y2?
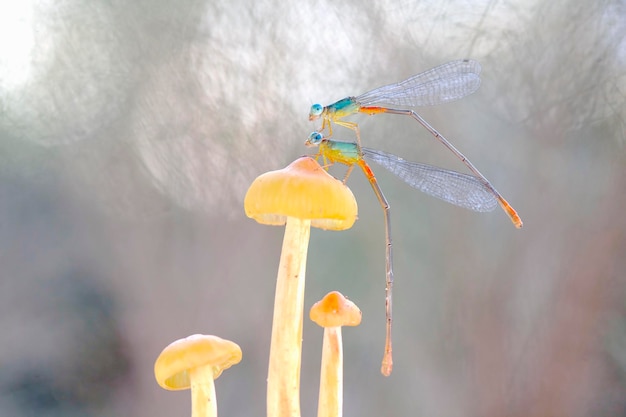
1,0,625,416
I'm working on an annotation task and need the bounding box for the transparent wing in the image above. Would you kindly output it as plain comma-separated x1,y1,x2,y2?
356,59,481,108
362,147,497,212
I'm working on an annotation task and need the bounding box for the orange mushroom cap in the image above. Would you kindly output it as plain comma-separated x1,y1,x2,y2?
244,157,358,231
310,291,362,328
154,334,242,391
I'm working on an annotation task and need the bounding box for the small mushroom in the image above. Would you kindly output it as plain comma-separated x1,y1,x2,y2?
154,334,242,417
310,291,362,417
245,157,358,417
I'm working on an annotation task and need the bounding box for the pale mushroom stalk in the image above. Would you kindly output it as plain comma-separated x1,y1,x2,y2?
188,365,218,417
267,217,311,417
318,326,343,417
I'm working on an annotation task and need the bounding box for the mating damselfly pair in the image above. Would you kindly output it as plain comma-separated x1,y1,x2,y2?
306,59,522,376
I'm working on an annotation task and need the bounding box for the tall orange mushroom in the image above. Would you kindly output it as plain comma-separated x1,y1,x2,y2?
245,157,358,417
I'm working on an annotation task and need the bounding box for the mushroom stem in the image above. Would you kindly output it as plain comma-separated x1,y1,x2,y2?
189,365,217,417
318,327,343,417
310,291,360,417
267,216,311,417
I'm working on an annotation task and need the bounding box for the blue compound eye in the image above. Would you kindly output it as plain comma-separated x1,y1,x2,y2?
309,104,323,117
307,131,323,145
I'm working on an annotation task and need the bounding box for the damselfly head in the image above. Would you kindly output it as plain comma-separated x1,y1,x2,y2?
309,103,323,120
305,131,324,147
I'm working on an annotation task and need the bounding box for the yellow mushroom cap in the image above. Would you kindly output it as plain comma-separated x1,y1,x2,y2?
154,334,242,391
244,157,358,231
310,291,362,327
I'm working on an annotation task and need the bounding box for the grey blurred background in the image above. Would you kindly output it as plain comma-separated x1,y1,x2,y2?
1,0,625,416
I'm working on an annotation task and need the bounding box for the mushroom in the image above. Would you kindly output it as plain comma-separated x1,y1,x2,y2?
154,334,242,417
310,291,362,417
244,157,358,417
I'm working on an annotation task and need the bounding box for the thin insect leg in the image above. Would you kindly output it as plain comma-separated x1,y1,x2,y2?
378,107,522,228
354,125,363,148
314,152,334,171
321,118,331,137
358,159,393,376
319,117,333,138
342,165,355,184
333,120,363,147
